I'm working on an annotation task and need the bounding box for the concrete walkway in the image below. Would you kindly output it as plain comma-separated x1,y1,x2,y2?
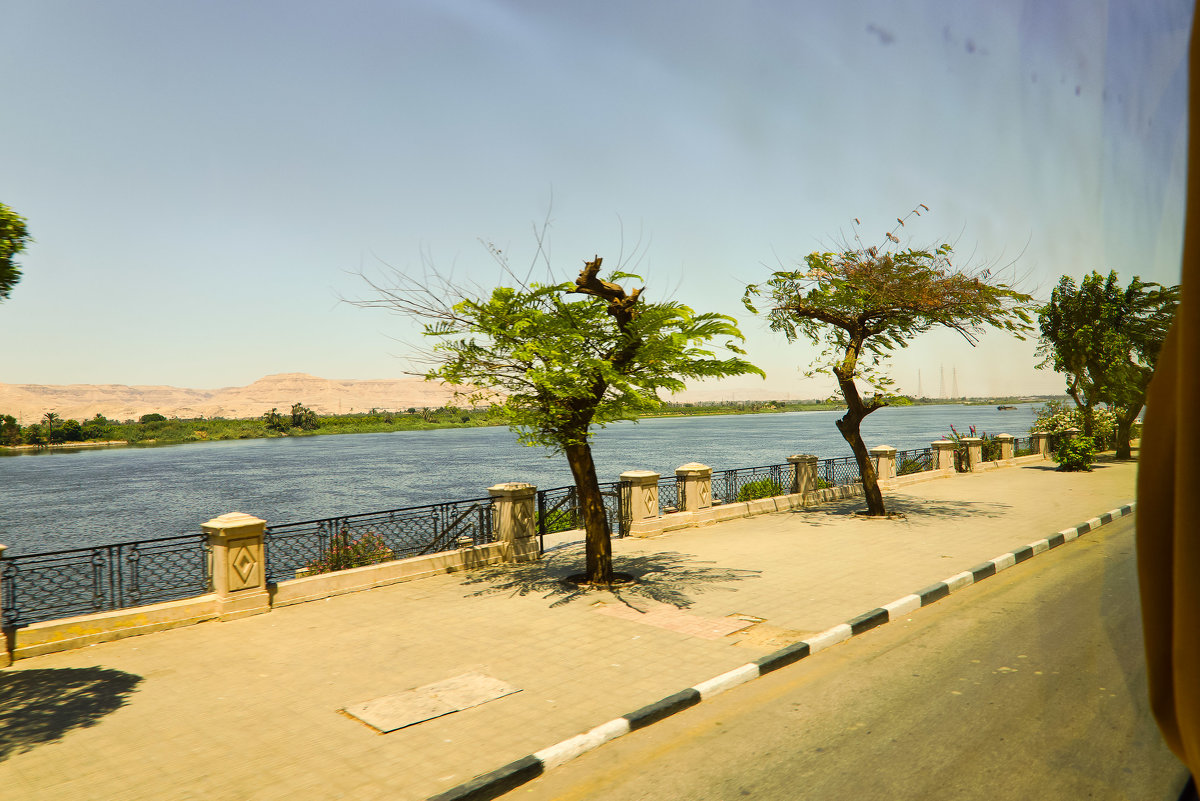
0,459,1139,800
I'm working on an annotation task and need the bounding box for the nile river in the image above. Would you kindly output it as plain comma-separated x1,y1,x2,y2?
1,403,1040,553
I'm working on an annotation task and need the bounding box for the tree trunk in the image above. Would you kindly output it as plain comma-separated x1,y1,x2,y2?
1114,405,1141,460
834,375,886,516
564,439,613,585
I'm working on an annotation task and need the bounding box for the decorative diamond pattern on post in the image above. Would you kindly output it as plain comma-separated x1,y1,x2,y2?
699,480,711,507
228,540,258,591
644,486,658,517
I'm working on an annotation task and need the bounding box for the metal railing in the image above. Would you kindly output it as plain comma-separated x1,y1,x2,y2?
894,447,934,476
657,476,681,513
817,455,861,487
1,534,210,628
1014,436,1038,457
713,463,791,504
535,480,630,552
264,497,495,583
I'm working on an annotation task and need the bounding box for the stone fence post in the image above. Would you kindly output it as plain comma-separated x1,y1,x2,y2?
869,445,897,481
1031,431,1051,458
202,513,272,621
675,463,712,512
931,440,956,471
621,470,661,523
0,544,10,667
995,433,1015,461
488,483,538,563
960,437,985,472
788,454,818,494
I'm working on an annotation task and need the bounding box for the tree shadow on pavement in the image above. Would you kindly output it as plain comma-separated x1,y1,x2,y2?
460,545,760,609
0,667,143,761
792,497,1012,521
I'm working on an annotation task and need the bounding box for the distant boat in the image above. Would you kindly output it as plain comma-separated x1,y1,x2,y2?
997,405,1018,410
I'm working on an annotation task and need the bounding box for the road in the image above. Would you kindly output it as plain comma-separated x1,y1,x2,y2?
510,515,1190,801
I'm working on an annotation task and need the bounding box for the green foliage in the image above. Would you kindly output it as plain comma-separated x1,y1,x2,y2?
57,419,83,442
736,478,786,502
1033,400,1115,448
21,423,45,445
139,413,167,423
0,202,31,302
263,408,290,433
303,530,393,574
743,207,1035,514
0,415,20,446
425,261,763,452
743,208,1034,405
1054,435,1096,472
290,402,320,430
536,506,580,535
942,424,1004,469
1037,271,1177,456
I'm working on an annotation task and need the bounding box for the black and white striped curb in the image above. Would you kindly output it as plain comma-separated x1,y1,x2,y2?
428,502,1136,801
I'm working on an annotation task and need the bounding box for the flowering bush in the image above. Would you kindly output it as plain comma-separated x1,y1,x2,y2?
304,529,393,575
1032,401,1116,448
943,424,1002,470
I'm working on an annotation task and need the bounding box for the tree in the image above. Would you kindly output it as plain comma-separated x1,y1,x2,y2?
1036,271,1178,459
744,207,1035,516
139,413,167,423
290,402,320,430
263,408,289,433
357,251,762,585
0,202,31,302
0,415,20,446
42,411,60,443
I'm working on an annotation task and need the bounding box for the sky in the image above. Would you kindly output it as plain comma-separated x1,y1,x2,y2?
0,0,1192,400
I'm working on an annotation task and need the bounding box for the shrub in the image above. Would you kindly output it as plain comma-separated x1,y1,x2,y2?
304,529,393,574
737,478,786,502
263,408,290,433
536,506,579,534
1033,401,1115,448
1054,435,1096,472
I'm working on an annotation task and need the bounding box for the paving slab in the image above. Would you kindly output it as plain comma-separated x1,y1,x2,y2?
0,459,1138,800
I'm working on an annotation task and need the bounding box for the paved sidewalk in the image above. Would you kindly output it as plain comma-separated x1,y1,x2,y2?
0,460,1138,800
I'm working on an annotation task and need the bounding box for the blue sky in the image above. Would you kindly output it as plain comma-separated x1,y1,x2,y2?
0,0,1191,399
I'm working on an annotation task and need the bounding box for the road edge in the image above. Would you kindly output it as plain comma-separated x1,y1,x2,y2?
427,502,1137,801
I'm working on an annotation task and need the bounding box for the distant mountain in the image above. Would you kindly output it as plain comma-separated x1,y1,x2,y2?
0,373,463,425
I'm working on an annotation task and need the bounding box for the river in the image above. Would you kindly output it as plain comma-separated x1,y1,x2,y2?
0,403,1041,553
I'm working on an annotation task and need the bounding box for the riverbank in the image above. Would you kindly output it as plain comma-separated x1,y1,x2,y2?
1,440,131,453
0,397,1060,452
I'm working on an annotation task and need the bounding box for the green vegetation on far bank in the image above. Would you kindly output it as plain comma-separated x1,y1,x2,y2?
0,395,1068,450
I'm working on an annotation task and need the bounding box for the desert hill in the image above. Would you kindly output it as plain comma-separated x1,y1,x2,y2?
0,373,463,425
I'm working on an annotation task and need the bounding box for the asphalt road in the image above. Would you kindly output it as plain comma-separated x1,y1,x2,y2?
510,515,1190,801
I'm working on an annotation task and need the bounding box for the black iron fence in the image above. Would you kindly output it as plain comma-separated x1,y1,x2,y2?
1,534,210,628
895,447,934,476
657,476,681,514
712,463,791,504
535,480,630,552
1014,436,1038,457
4,437,1020,628
264,497,495,583
817,455,861,488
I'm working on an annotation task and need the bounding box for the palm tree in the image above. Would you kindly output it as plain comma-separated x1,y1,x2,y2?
43,411,59,443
